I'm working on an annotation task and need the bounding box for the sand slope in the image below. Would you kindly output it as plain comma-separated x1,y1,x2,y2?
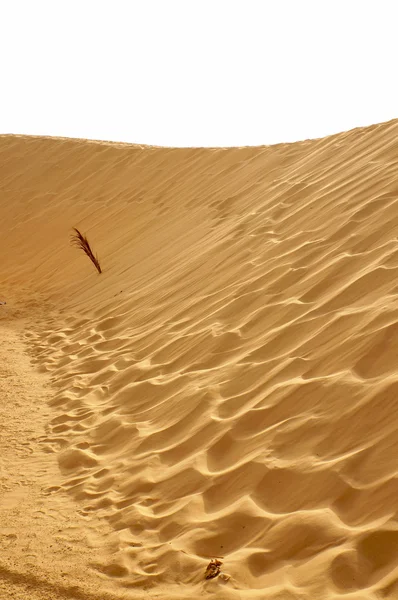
1,121,398,599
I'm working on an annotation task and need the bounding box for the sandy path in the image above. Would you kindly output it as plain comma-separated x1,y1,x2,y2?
0,316,133,600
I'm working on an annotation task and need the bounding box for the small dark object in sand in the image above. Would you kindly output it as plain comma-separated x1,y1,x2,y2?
205,558,222,579
0,301,6,305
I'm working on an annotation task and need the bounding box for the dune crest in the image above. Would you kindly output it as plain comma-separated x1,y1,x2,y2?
1,120,398,598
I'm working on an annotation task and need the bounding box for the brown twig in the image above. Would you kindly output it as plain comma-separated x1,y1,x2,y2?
70,228,102,274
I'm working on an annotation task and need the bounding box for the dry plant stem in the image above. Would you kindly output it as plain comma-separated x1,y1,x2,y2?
71,227,102,274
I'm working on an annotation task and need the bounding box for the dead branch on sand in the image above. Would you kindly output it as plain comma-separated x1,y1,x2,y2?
70,228,102,274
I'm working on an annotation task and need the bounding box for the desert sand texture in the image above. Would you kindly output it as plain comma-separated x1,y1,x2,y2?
1,120,398,600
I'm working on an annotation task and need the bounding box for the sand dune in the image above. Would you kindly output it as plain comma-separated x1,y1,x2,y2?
1,120,398,599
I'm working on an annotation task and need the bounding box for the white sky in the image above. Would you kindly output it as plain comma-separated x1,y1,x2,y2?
1,0,397,147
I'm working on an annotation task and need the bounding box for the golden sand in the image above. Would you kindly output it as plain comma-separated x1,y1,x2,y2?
0,121,397,599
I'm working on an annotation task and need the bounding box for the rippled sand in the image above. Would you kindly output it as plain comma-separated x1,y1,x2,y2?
1,121,398,599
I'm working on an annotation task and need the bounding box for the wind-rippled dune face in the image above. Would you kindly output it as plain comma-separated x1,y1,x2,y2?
1,122,398,599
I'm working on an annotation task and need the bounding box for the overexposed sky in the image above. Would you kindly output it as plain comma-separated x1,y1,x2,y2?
1,1,397,147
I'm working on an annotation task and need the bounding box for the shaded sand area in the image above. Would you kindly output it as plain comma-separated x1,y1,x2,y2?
1,120,398,599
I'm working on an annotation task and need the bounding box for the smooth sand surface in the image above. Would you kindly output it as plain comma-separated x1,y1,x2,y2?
1,121,398,599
